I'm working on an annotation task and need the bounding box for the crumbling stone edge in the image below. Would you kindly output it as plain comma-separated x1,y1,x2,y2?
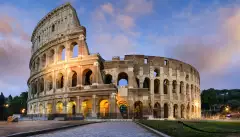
5,121,102,137
134,121,171,137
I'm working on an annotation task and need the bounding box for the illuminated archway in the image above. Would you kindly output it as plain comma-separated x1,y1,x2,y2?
67,101,76,114
134,101,143,118
47,103,52,114
39,104,43,114
81,100,92,117
153,102,161,118
56,101,63,114
99,100,109,117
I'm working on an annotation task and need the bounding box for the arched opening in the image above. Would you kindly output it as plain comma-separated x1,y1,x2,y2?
104,74,113,84
117,72,128,86
71,71,77,87
58,46,65,61
172,80,177,93
39,78,44,92
181,104,185,118
39,104,43,115
49,49,55,64
164,103,168,118
33,105,36,114
99,100,109,118
71,42,78,58
173,104,178,118
83,69,93,85
41,54,46,68
154,79,160,94
81,100,92,117
67,101,76,115
119,103,128,119
52,24,55,32
153,102,161,118
134,101,143,119
34,82,38,94
164,79,169,94
32,61,35,71
180,81,184,94
56,73,64,89
143,77,150,90
187,104,190,119
47,76,53,91
191,84,194,98
154,68,159,77
47,103,52,114
136,78,140,88
185,74,189,81
36,57,40,71
192,105,194,117
164,60,168,66
56,101,63,114
186,84,189,95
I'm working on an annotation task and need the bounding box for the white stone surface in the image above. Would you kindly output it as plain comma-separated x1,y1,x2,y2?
31,122,158,137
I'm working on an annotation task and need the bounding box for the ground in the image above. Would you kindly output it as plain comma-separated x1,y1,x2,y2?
139,120,240,137
30,122,157,137
0,121,92,136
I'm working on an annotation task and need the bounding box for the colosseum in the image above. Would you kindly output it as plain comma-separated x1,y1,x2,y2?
27,3,201,120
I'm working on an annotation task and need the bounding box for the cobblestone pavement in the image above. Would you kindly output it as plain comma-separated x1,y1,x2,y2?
0,121,89,136
30,122,158,137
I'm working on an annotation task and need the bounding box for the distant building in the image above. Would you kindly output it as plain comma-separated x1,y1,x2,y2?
27,3,201,119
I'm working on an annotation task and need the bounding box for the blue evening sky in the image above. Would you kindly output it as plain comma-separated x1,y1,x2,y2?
1,0,240,96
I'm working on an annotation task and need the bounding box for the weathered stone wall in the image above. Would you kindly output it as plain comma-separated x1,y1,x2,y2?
27,3,201,120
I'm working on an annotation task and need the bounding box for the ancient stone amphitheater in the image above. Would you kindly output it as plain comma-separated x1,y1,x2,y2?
27,3,201,119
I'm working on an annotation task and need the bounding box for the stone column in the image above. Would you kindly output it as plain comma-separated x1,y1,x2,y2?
110,93,116,118
177,104,181,119
160,103,164,118
64,68,68,92
160,79,164,101
66,44,70,61
150,78,154,110
169,80,173,100
93,62,99,85
52,71,56,92
168,102,173,119
54,47,58,64
76,96,80,114
176,81,180,101
92,95,97,117
128,68,134,88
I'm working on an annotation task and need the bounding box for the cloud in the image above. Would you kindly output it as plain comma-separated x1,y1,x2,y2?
90,0,153,59
164,7,240,76
101,3,114,15
124,0,153,16
116,14,135,30
0,13,31,96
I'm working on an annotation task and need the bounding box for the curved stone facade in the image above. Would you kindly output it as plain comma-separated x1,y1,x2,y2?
27,3,201,119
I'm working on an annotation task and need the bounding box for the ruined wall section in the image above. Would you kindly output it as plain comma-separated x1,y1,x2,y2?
31,3,81,55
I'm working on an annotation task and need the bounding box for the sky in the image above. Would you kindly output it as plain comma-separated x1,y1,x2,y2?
1,0,240,96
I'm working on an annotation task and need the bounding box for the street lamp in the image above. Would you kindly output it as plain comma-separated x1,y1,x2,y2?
21,108,26,114
225,106,230,112
4,104,9,108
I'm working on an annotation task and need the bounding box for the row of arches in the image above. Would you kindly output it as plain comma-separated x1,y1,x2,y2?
104,72,200,98
31,99,110,118
153,102,199,119
32,42,79,72
31,69,93,95
152,68,199,84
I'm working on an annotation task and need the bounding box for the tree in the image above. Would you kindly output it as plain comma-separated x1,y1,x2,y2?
0,92,5,120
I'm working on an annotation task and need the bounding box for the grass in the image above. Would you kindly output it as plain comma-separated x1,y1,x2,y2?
138,120,240,137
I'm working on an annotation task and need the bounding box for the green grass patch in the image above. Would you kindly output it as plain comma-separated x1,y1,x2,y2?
138,120,240,137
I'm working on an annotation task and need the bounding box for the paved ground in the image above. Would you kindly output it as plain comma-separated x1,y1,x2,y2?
30,122,158,137
0,121,90,137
